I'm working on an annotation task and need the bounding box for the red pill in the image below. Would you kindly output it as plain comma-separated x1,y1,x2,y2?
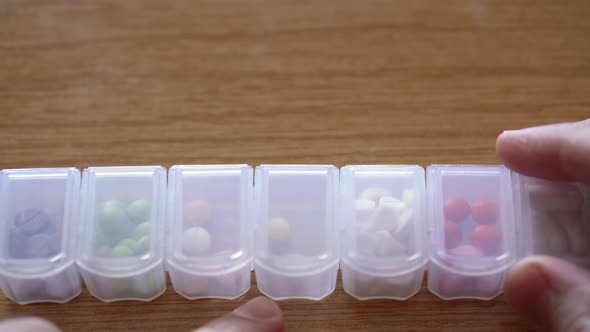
472,200,499,224
471,224,501,255
444,220,462,249
444,198,471,222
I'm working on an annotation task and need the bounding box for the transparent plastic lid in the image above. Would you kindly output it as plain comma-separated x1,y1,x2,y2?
512,173,590,266
254,165,339,273
0,168,80,277
427,165,516,274
167,165,253,272
340,165,427,275
77,166,166,276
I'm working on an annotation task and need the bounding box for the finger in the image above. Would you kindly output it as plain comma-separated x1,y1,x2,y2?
0,317,61,332
496,119,590,183
194,296,284,332
505,256,590,331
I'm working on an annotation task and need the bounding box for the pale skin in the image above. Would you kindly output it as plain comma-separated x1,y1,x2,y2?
2,119,589,331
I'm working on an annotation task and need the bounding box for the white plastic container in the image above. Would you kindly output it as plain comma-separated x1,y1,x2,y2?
0,168,82,304
167,165,253,300
426,165,517,300
77,166,167,302
253,165,339,300
512,173,590,268
340,165,427,300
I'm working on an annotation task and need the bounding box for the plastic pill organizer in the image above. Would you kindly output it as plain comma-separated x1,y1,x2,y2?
0,164,587,304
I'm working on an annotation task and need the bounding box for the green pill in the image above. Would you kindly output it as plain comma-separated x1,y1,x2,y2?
111,245,134,257
127,199,151,224
98,200,129,235
118,238,140,254
137,236,150,254
134,222,151,239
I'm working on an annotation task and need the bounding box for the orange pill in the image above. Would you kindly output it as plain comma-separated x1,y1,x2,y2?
444,220,462,249
471,224,501,255
472,200,499,224
444,198,471,222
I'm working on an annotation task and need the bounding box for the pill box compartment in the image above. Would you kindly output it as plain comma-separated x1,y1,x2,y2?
512,174,590,267
166,165,253,300
0,168,82,304
426,165,517,300
340,165,427,300
77,166,167,302
253,165,339,300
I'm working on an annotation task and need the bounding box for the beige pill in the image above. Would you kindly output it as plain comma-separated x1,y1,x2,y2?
184,200,212,226
559,212,589,256
527,183,584,212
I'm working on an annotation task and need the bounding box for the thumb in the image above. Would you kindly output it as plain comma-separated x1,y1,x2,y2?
194,296,284,332
505,256,590,331
0,318,61,332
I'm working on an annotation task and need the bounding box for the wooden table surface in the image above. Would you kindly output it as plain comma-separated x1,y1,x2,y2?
1,0,589,331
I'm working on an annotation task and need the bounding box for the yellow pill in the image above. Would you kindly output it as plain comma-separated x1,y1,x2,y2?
268,217,290,242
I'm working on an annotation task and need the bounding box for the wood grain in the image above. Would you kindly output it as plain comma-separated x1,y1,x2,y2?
1,0,589,331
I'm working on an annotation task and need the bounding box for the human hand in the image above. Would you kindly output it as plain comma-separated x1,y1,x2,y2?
497,119,590,331
0,296,284,332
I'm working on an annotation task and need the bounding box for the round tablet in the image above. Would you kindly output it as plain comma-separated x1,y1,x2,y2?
471,200,499,224
443,198,471,222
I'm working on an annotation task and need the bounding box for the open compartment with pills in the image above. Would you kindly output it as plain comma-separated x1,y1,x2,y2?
512,174,590,267
166,165,253,300
426,165,517,300
340,165,427,300
77,166,167,302
0,168,82,304
253,165,339,300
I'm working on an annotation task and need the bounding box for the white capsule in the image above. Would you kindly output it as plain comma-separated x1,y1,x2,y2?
375,230,406,256
402,189,415,206
371,203,400,231
354,199,376,223
378,196,405,213
182,227,211,256
359,187,392,203
392,208,414,241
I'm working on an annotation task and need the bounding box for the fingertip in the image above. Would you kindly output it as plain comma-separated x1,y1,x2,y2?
234,296,283,321
195,296,284,332
495,130,517,164
0,317,61,332
504,257,550,324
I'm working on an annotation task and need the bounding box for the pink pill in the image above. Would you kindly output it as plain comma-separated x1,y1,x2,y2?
448,244,484,257
474,275,502,298
434,270,465,296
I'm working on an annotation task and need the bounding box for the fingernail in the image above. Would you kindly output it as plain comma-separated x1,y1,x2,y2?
233,297,282,321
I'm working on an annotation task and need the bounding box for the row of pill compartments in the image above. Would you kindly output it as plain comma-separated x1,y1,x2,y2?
0,164,587,304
